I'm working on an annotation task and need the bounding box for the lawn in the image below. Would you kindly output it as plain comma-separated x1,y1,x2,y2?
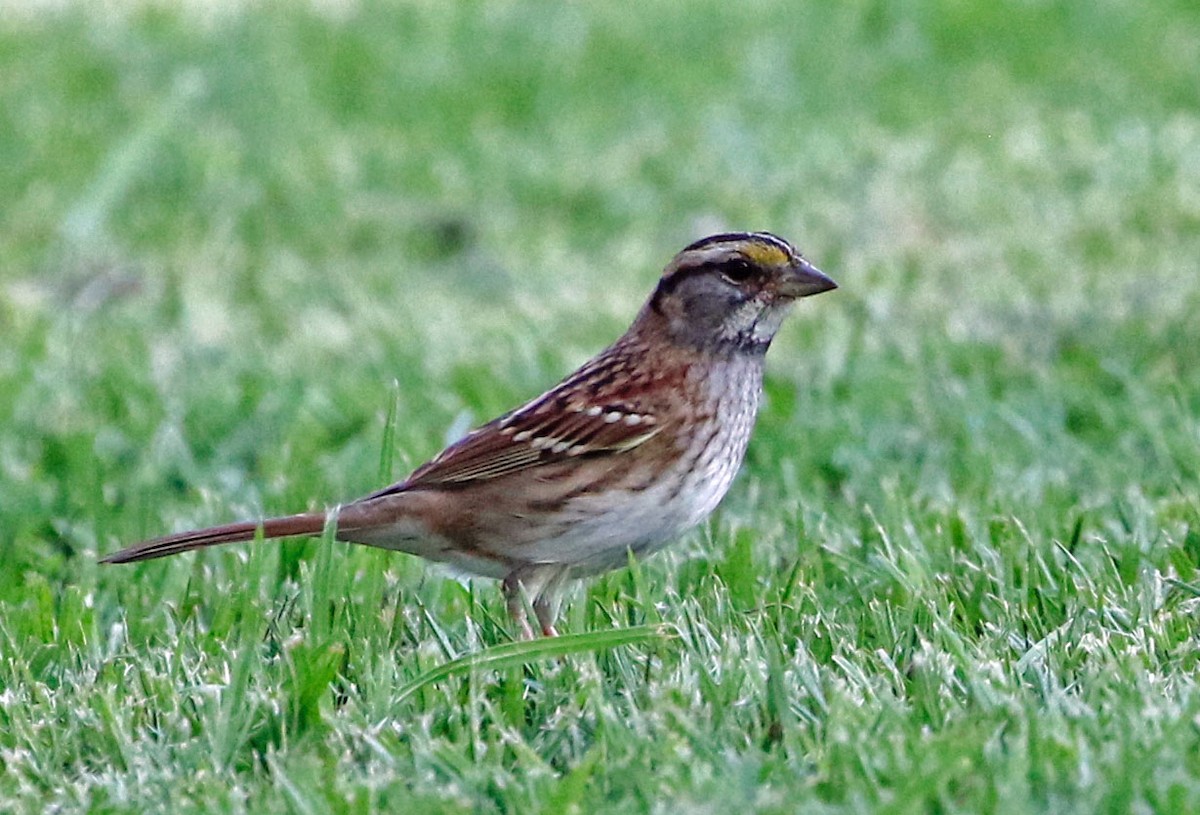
2,1,1199,812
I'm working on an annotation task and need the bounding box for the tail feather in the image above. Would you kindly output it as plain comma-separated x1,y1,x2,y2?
100,512,328,564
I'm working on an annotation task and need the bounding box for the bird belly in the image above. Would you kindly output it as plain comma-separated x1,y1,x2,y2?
524,417,753,575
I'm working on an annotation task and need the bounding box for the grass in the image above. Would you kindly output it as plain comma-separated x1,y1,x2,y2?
2,0,1200,811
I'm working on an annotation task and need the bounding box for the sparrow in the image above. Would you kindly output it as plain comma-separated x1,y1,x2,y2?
102,232,836,637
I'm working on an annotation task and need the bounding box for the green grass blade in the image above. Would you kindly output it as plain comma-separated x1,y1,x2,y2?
393,624,676,706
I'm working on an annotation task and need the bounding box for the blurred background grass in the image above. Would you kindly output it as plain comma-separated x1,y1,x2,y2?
1,1,1199,812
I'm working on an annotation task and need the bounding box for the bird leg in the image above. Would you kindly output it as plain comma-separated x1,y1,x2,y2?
533,595,559,638
503,566,568,638
502,572,537,640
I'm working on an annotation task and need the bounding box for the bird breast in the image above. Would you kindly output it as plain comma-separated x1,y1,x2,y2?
538,354,764,576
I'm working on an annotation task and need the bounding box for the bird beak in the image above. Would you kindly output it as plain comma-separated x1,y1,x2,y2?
778,257,837,299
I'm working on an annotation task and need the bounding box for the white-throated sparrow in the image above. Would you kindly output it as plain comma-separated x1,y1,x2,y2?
103,232,837,637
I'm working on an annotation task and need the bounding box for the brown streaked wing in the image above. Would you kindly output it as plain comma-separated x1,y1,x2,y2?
364,338,694,497
368,398,666,494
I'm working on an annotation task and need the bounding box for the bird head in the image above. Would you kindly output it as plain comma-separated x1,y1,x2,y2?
646,231,836,354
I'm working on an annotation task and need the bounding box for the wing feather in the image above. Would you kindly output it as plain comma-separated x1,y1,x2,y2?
371,395,665,494
364,342,690,499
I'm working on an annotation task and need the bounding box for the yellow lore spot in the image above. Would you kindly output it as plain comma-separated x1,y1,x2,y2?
740,241,790,267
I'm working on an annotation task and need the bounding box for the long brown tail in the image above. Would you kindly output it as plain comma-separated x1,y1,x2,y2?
100,512,329,564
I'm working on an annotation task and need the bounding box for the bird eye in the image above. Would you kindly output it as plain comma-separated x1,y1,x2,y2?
719,260,755,284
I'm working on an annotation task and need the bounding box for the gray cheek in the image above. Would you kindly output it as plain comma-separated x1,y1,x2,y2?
675,286,747,344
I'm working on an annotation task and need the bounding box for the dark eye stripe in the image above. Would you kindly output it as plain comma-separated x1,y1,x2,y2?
650,258,758,313
719,259,755,282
